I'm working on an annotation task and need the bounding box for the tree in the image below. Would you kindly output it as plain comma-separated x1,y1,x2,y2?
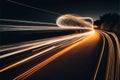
94,13,120,34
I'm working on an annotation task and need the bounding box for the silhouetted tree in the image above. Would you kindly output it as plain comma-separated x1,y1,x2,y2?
94,20,101,28
94,13,120,39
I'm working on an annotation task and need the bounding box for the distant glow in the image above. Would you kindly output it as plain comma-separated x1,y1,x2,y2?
56,14,94,29
93,25,98,29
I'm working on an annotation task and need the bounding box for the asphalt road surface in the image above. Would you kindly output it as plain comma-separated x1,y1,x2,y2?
0,29,120,80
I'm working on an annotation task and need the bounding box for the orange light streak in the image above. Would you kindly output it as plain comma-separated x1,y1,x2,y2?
13,31,98,80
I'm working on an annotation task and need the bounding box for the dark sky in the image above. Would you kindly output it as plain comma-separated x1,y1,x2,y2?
1,0,119,22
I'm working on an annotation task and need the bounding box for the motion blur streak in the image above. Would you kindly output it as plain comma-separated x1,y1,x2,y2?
0,46,56,72
0,19,56,25
13,31,95,80
107,32,120,80
0,25,90,31
93,32,105,80
8,0,61,15
107,32,120,60
56,14,93,29
102,32,119,80
103,32,115,80
93,31,119,80
1,29,119,80
0,32,92,59
0,31,92,72
102,32,114,80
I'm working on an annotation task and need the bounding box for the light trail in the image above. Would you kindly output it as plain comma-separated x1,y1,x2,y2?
102,32,120,80
8,0,61,15
0,32,92,59
0,33,83,52
102,32,115,80
13,31,95,80
0,46,56,72
56,14,94,29
93,32,106,80
1,29,119,80
107,32,120,80
0,19,56,25
106,32,120,61
0,1,119,79
0,34,75,52
0,31,93,72
0,26,89,31
94,31,119,80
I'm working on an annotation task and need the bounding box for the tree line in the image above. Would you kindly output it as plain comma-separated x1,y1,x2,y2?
94,13,120,39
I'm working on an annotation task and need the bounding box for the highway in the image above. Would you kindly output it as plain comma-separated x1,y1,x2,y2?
0,28,120,80
1,0,119,80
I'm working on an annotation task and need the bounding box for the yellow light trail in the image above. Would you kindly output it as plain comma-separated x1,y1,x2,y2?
0,32,92,59
102,32,115,80
108,32,120,80
0,31,92,72
93,32,105,80
94,31,119,80
13,31,96,80
0,46,56,72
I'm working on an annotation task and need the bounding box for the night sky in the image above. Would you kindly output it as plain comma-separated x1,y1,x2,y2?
1,0,119,22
